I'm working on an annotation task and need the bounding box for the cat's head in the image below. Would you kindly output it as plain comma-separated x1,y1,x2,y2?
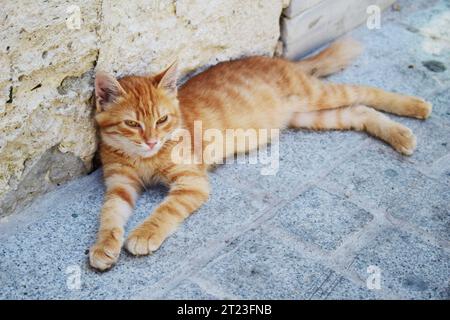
94,62,181,158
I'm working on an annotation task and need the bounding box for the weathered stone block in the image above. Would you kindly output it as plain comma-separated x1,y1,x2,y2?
316,276,381,300
268,187,373,251
349,228,450,299
196,229,337,299
320,147,450,243
163,280,219,300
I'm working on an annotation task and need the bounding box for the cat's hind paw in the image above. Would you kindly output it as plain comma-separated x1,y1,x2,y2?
389,124,417,156
409,98,432,119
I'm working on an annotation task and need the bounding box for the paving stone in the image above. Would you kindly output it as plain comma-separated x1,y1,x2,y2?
319,147,450,243
429,89,450,126
349,227,450,299
383,0,441,22
267,187,373,251
197,229,337,299
0,170,272,299
346,112,450,186
311,275,382,300
325,278,383,300
400,118,450,185
132,172,278,250
214,129,365,200
363,116,450,186
405,118,450,169
387,0,450,67
0,171,167,299
330,22,449,98
162,280,218,300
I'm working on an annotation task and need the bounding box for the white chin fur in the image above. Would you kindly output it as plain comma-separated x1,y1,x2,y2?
138,142,163,158
140,148,160,158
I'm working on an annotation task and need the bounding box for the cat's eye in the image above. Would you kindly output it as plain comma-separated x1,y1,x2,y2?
156,115,169,125
124,120,141,128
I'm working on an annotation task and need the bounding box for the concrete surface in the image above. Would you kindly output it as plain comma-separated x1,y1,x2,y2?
0,0,449,300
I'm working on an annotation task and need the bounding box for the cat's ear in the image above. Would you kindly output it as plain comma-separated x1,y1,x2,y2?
94,71,125,111
154,60,179,95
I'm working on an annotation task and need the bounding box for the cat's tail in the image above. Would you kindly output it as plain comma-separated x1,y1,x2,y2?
295,38,363,77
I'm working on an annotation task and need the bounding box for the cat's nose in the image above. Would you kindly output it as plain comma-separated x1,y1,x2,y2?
145,140,158,149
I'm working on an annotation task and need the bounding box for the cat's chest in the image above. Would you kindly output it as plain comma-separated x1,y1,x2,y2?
135,156,175,187
135,162,160,186
132,145,176,186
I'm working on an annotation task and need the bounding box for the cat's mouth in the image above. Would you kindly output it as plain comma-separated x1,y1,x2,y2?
139,142,162,158
137,132,177,158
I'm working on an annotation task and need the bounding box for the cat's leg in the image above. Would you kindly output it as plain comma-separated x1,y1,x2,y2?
125,166,209,256
295,76,432,119
290,105,417,155
89,166,142,271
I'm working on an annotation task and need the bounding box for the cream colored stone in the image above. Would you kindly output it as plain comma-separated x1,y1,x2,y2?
97,0,283,77
0,0,284,216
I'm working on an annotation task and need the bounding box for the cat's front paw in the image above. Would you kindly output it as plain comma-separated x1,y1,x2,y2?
89,230,123,271
125,224,167,256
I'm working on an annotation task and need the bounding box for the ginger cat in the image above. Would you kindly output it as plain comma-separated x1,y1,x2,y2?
90,39,432,270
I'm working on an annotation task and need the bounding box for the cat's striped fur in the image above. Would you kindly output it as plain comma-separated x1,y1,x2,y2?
90,39,431,270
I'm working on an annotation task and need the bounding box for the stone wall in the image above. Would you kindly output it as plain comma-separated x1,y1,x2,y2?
0,0,289,217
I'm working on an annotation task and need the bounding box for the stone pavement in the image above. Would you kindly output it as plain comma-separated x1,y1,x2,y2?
0,0,449,300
